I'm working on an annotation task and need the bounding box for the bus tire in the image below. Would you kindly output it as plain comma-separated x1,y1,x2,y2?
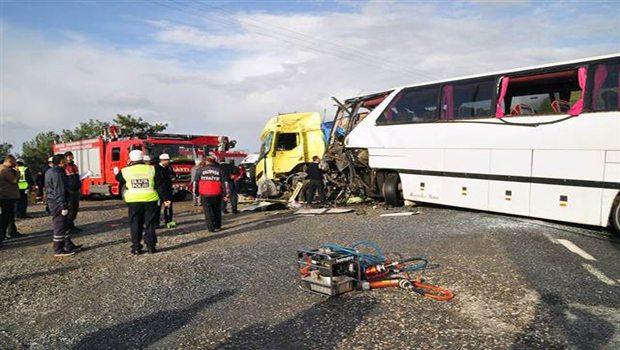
610,196,620,235
382,173,403,207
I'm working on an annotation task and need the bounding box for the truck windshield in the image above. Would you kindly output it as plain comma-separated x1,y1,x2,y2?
259,132,274,158
149,143,195,163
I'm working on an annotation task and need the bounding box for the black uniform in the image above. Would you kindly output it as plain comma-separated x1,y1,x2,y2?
305,162,325,204
116,163,167,253
221,162,238,214
155,164,175,226
64,161,81,228
195,163,227,232
45,166,78,253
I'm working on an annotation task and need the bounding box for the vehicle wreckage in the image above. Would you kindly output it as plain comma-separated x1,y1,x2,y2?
255,90,398,206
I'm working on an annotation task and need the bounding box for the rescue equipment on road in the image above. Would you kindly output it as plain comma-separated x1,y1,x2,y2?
297,241,453,301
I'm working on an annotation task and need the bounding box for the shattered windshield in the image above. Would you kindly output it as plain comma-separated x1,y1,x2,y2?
148,143,195,163
259,132,274,158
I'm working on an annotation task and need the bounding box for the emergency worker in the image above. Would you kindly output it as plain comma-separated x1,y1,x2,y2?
221,160,239,214
15,158,34,218
155,153,175,228
46,154,82,257
116,150,165,255
304,155,326,204
190,157,204,206
195,156,228,232
63,151,81,231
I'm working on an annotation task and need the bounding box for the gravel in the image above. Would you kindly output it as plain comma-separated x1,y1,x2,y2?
0,199,618,349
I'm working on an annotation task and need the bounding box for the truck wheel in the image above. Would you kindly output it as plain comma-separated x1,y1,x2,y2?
610,196,620,235
382,173,403,207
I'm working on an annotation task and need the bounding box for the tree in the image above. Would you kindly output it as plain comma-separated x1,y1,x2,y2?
21,131,58,174
114,114,167,137
0,142,12,160
61,119,111,142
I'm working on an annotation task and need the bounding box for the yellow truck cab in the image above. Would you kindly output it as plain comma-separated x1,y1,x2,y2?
255,112,326,197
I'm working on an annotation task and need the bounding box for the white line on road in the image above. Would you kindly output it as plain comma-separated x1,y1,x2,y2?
582,264,617,286
555,239,597,261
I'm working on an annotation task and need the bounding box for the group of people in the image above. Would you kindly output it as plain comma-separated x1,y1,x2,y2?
0,152,83,254
116,150,241,255
1,150,324,257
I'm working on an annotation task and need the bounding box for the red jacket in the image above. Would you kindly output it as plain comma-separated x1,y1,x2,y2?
195,164,227,196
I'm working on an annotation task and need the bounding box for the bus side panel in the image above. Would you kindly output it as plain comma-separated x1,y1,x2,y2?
601,160,620,226
489,181,531,216
530,150,604,225
442,149,490,210
401,174,444,204
530,185,602,225
488,150,532,216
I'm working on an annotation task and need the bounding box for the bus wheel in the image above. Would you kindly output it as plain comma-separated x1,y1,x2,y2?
611,196,620,235
382,173,403,207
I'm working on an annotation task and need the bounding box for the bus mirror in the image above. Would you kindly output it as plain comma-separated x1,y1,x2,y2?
229,140,237,149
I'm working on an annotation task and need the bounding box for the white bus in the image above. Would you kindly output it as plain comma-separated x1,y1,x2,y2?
345,53,620,232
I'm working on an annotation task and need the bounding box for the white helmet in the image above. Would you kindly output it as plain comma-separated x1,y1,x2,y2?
129,149,144,162
143,155,151,162
159,153,170,160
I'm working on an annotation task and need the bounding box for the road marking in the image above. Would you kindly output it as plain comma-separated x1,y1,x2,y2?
582,264,617,286
555,239,596,261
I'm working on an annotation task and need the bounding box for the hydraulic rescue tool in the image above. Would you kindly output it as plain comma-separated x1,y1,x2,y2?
297,241,453,301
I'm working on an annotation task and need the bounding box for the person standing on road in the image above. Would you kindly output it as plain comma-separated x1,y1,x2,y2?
190,157,204,206
221,160,238,214
15,158,34,218
0,155,21,245
46,154,82,257
155,153,175,228
195,156,228,232
63,151,82,231
116,150,165,255
304,156,326,205
42,156,53,214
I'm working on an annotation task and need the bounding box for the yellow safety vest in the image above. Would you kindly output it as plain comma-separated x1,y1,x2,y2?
18,166,28,190
120,164,159,203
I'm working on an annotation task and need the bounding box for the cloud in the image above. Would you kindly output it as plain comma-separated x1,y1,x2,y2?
1,1,619,152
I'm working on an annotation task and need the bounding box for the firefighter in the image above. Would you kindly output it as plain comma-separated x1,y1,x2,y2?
116,150,165,255
195,156,228,232
46,153,82,257
15,158,34,218
63,151,82,231
155,153,175,228
0,155,21,245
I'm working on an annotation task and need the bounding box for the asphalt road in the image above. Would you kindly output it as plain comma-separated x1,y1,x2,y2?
0,200,618,349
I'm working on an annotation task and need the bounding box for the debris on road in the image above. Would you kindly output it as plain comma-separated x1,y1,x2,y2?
297,241,453,301
294,208,354,215
240,201,288,212
380,211,420,217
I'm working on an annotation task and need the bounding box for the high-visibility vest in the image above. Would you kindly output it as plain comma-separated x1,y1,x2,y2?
18,166,28,190
120,164,159,203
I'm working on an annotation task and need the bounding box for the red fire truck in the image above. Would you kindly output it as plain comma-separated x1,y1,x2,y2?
53,132,247,199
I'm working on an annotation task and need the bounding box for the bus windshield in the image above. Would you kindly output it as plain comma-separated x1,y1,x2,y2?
148,143,195,163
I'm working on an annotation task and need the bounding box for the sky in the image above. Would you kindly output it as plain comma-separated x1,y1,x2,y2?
1,0,619,153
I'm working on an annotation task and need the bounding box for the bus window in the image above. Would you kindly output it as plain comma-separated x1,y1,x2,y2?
591,61,619,111
441,79,495,120
377,86,439,124
496,69,585,117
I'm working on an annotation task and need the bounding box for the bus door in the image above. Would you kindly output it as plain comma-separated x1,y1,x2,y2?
256,132,274,181
272,132,304,174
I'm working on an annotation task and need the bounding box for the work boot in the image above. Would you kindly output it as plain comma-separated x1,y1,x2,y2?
65,238,83,251
131,249,144,255
54,250,76,257
147,247,157,254
166,221,177,229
